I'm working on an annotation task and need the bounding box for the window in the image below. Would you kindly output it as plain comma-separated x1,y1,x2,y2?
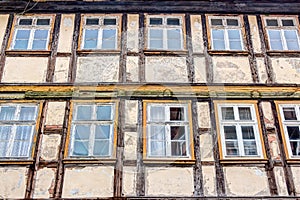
80,15,120,50
0,103,39,159
10,16,54,50
208,16,244,50
68,102,117,158
144,101,193,159
264,17,300,50
146,15,184,50
277,103,300,158
215,102,265,159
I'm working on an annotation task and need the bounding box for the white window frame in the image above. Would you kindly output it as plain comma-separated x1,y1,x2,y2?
264,17,300,51
0,103,39,159
81,15,119,50
146,103,191,158
217,103,263,158
147,15,184,50
11,16,52,50
278,104,300,158
208,16,244,51
69,103,116,157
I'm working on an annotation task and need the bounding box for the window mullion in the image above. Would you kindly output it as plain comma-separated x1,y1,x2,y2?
166,125,171,156
98,28,103,49
236,124,245,156
163,28,167,50
224,28,230,50
281,29,288,50
28,29,35,50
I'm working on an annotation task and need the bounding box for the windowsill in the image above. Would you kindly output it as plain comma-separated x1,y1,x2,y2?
0,159,34,165
143,49,188,56
5,50,51,56
220,157,268,164
143,158,196,165
266,50,300,56
63,158,116,164
77,49,121,55
286,158,300,164
207,50,249,55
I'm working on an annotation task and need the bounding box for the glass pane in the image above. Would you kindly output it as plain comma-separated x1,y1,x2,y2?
266,19,278,26
76,106,92,120
34,30,48,39
241,126,255,139
228,29,240,39
104,18,116,25
229,41,242,50
150,18,162,25
84,29,98,49
0,106,16,120
12,126,32,157
14,30,30,49
19,19,32,25
86,18,99,25
287,126,300,140
283,107,297,120
221,107,234,120
84,40,97,49
14,40,29,49
16,30,30,39
0,126,12,156
224,126,237,139
149,29,163,49
238,107,252,120
171,126,185,140
211,19,222,26
74,125,90,140
93,140,109,156
225,141,239,155
290,141,300,156
243,141,258,155
150,125,165,140
284,30,300,50
167,18,180,25
95,125,111,139
20,107,36,121
167,29,181,50
73,141,88,156
150,106,165,122
150,141,165,156
32,40,47,50
15,126,32,140
282,19,294,26
102,29,116,49
171,141,186,156
268,30,283,50
96,105,112,120
227,19,239,26
37,19,50,25
170,107,184,121
212,29,225,50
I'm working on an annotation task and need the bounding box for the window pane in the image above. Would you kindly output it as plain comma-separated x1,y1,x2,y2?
73,141,89,156
93,140,109,156
224,126,237,139
84,29,98,49
150,141,165,156
150,125,165,140
287,126,300,140
171,141,186,156
0,107,16,120
167,29,181,50
14,30,30,49
225,141,239,155
282,19,294,26
266,19,278,26
149,29,163,49
243,141,258,155
0,126,12,157
284,30,300,50
221,107,234,120
171,126,185,140
34,30,48,39
290,141,300,156
283,107,297,120
167,18,180,26
19,19,32,25
12,126,32,157
37,19,50,26
33,30,48,50
150,106,165,122
212,29,225,50
16,30,30,39
170,107,184,121
96,105,112,120
102,29,116,49
95,125,111,139
241,126,255,139
268,30,283,50
32,40,47,50
20,106,36,121
228,29,242,50
211,19,222,26
14,40,29,49
76,106,92,120
86,18,99,25
238,107,252,120
227,19,238,26
150,18,162,25
104,18,116,25
74,125,90,140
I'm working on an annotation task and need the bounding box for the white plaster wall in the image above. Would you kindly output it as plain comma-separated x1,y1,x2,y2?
46,102,66,125
197,102,211,129
202,165,217,196
40,134,61,161
2,57,48,83
76,56,119,82
126,56,139,82
0,167,28,198
62,166,114,198
224,167,270,196
256,57,268,83
145,167,194,196
274,167,288,196
291,166,300,196
248,15,262,54
124,132,137,160
200,133,214,161
125,100,138,126
0,15,9,46
122,166,137,196
33,167,56,198
194,57,207,83
57,14,75,53
260,102,274,129
54,57,69,82
272,58,300,84
127,14,139,53
145,57,188,82
191,15,204,53
213,56,253,83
